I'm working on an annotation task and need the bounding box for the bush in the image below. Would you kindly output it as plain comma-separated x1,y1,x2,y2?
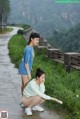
17,29,24,35
8,34,27,67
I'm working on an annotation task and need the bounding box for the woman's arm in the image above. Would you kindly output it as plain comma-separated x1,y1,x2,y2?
39,83,45,93
30,82,51,100
51,97,63,104
31,83,63,104
25,64,31,80
24,48,31,80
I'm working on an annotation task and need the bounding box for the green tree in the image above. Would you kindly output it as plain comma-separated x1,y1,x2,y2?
49,23,80,52
0,0,10,31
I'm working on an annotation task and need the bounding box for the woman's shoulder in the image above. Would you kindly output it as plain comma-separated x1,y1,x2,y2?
28,79,36,85
25,45,30,49
24,45,32,52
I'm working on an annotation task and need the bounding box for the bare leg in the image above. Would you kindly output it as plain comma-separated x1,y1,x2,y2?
21,75,29,95
22,96,44,108
38,98,45,105
23,96,45,115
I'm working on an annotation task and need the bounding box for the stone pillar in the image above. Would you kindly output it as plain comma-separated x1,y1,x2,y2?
47,48,60,59
64,52,80,72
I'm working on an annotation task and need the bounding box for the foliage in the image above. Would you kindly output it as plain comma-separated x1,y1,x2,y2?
8,34,27,67
17,29,24,35
8,34,80,119
0,0,10,30
0,27,13,34
9,0,80,37
12,24,31,30
48,23,80,52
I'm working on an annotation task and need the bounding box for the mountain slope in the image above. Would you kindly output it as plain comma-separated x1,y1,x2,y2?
9,0,80,37
49,23,80,52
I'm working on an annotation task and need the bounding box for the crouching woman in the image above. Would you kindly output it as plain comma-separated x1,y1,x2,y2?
22,68,63,116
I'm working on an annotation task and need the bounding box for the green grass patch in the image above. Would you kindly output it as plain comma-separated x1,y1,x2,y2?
0,27,13,34
8,34,80,119
8,34,27,67
10,23,31,30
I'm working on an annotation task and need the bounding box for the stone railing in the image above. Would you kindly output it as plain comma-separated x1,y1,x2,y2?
24,30,80,72
38,37,80,72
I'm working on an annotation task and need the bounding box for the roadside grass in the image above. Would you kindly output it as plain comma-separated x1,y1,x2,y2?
10,24,31,30
8,34,27,67
8,34,80,119
0,27,13,34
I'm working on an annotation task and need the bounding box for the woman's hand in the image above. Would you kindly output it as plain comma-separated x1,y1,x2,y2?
51,97,63,104
28,73,31,80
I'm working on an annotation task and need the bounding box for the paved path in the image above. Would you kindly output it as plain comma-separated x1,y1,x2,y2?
0,27,64,119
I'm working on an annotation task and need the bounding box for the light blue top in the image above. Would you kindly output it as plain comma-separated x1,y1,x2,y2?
19,45,34,75
23,79,51,100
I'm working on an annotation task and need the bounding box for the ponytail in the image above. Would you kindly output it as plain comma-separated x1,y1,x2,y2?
28,32,40,45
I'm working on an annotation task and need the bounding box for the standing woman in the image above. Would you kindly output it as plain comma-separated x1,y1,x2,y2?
19,32,40,95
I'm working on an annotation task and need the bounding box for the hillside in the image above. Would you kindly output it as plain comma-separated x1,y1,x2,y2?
48,23,80,52
9,0,80,37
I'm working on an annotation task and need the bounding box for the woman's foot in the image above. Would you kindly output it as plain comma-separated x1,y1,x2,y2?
25,107,32,116
32,105,44,112
20,102,25,108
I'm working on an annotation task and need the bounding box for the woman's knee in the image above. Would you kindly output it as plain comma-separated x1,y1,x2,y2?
22,97,29,106
35,96,42,101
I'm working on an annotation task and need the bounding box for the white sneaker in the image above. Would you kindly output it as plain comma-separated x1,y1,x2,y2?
32,105,44,112
32,106,37,111
20,102,25,108
25,107,32,116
